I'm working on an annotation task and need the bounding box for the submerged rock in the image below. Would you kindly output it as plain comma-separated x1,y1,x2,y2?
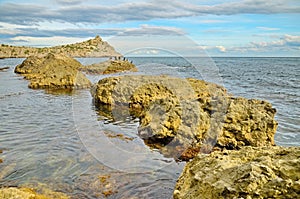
92,75,277,160
15,53,91,89
0,187,69,199
0,66,9,72
80,60,137,74
174,146,300,199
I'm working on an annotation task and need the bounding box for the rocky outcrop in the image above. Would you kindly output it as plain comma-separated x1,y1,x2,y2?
80,60,137,75
0,35,121,58
0,187,69,199
174,146,300,199
15,53,91,89
92,75,277,160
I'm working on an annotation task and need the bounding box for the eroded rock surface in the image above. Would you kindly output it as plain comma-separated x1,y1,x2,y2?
92,75,277,160
80,60,137,74
0,187,69,199
174,146,300,199
15,53,91,89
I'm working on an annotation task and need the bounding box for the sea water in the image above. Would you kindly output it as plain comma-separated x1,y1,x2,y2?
0,57,299,198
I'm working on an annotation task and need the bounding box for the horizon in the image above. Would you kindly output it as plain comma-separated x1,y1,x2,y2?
0,0,299,57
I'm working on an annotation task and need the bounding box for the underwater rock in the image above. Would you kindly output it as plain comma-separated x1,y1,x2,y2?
174,146,300,199
15,53,91,89
0,187,69,199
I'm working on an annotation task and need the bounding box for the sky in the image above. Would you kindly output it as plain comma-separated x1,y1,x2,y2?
0,0,299,57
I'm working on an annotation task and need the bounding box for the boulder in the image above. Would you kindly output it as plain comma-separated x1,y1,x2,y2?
174,146,300,199
92,75,277,160
15,53,91,89
80,60,137,75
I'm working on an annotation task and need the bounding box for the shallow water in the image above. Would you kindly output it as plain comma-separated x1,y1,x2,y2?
0,57,299,198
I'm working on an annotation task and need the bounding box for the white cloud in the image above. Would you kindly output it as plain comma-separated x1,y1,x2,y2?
9,36,91,47
0,0,299,25
257,27,280,31
216,45,226,52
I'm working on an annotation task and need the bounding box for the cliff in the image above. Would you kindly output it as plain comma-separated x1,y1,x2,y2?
0,36,121,58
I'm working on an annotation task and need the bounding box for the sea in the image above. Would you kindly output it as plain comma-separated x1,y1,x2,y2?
0,57,299,198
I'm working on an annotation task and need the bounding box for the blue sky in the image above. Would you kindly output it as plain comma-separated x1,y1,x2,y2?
0,0,299,57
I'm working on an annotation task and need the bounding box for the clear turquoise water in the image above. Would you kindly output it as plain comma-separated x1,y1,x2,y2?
0,57,299,198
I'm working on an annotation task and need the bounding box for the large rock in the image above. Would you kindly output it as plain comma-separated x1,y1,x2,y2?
15,53,91,89
80,59,137,74
174,146,300,199
92,75,277,160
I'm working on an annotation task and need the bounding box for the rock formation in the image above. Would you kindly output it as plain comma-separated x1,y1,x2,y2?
92,75,277,160
0,35,121,58
0,187,69,199
15,53,91,89
80,60,137,75
174,146,300,199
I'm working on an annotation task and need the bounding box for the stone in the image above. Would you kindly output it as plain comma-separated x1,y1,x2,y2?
15,53,92,89
0,187,69,199
92,75,277,160
174,146,300,199
80,60,137,74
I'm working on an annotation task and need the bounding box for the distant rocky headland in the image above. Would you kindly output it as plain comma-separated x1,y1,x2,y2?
0,36,121,58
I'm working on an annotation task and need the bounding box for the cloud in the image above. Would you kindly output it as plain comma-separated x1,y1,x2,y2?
0,0,299,25
257,27,280,31
0,25,185,39
250,35,300,48
0,25,186,46
55,0,83,5
8,36,91,47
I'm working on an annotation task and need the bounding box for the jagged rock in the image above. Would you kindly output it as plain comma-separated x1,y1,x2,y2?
15,53,91,89
0,187,69,199
80,60,137,74
92,75,277,160
0,35,121,58
174,146,300,199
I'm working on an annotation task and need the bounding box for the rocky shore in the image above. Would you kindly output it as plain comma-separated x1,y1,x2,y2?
2,37,299,198
91,74,299,198
0,36,121,58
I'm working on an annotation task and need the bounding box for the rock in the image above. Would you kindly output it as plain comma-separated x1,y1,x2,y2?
0,66,9,71
174,146,300,199
80,60,137,74
92,75,277,160
0,187,69,199
0,35,121,58
15,53,91,89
